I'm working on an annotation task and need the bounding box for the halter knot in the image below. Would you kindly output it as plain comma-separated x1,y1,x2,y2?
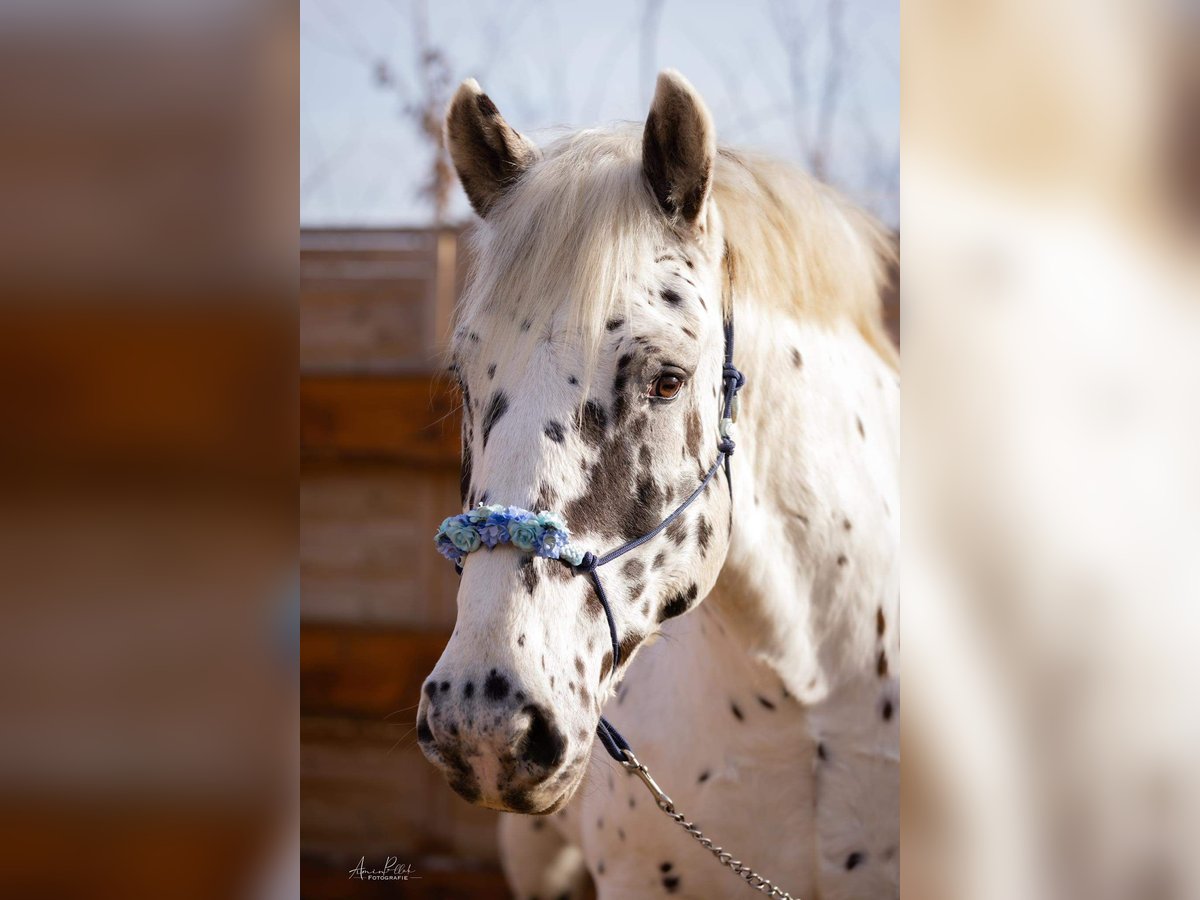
723,363,745,391
717,436,736,456
572,551,599,575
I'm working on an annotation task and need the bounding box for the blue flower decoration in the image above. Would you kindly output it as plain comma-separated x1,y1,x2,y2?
435,504,587,567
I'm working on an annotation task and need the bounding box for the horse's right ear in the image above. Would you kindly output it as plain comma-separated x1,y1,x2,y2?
444,79,539,219
642,70,716,229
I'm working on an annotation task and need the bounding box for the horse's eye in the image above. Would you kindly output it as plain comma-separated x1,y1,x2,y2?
650,373,685,400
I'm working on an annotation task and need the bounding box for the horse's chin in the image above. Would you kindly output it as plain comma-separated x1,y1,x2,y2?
456,749,591,815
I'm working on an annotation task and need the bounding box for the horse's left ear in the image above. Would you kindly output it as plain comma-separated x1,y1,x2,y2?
642,70,716,229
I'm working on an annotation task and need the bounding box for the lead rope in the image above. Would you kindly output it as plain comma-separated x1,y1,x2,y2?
567,318,798,900
621,747,796,899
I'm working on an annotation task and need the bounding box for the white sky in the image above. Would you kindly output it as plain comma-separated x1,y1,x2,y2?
301,0,898,226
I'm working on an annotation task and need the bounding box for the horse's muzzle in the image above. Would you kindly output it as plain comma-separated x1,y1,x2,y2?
416,672,576,813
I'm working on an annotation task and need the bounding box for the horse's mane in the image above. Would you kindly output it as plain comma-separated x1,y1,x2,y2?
713,148,898,367
455,126,896,370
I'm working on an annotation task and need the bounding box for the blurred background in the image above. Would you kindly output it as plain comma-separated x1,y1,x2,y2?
298,1,897,897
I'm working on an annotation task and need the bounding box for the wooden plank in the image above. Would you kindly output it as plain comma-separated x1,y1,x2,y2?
300,465,460,627
301,717,501,866
300,625,450,720
300,227,466,373
300,281,435,374
300,376,461,465
300,228,444,259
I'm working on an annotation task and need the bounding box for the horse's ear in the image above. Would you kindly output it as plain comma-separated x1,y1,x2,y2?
444,79,539,218
642,70,716,228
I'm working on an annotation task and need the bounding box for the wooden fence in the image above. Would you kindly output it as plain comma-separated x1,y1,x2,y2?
299,228,509,898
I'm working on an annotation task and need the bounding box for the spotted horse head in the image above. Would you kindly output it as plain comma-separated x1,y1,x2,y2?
417,71,737,814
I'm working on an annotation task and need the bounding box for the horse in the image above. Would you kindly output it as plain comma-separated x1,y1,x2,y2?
416,70,899,900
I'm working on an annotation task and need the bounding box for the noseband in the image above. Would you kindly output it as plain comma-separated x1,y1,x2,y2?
435,315,745,761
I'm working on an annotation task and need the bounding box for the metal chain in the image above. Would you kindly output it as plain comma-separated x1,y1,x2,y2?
620,750,798,900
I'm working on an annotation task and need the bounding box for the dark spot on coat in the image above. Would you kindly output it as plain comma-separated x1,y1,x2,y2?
697,770,710,784
653,551,666,570
791,347,803,367
487,363,496,378
568,375,578,385
481,392,510,449
544,421,565,443
817,741,828,761
757,695,776,711
439,681,450,692
636,475,661,512
618,632,644,661
659,591,689,622
483,669,510,702
845,851,865,871
660,862,673,873
460,442,473,505
684,409,702,458
463,681,474,699
537,481,558,510
639,444,652,466
417,716,433,743
856,416,865,439
520,318,531,331
599,651,613,681
697,516,712,553
662,875,680,892
622,559,645,579
660,288,684,306
731,702,744,721
606,317,625,331
665,516,687,545
876,606,886,636
877,650,889,677
517,633,525,647
501,788,536,813
837,554,848,566
578,401,608,445
424,681,437,698
519,556,539,594
882,698,895,720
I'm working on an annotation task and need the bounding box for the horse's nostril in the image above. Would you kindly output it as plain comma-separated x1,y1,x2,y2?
416,715,434,744
517,704,567,770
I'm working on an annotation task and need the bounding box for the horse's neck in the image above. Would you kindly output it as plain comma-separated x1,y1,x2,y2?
710,304,899,701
